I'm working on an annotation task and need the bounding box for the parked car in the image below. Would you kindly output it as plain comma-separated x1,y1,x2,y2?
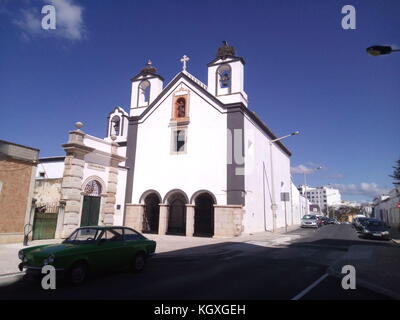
301,215,321,228
359,219,391,240
18,226,157,286
353,217,369,231
327,218,338,225
318,216,329,225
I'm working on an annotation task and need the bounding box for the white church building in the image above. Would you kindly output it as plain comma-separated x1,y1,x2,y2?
37,42,305,238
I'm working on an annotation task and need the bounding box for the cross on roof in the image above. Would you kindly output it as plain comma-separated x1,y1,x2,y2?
180,55,190,71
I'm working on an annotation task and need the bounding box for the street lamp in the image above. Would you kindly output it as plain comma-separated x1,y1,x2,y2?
366,45,400,56
270,131,300,232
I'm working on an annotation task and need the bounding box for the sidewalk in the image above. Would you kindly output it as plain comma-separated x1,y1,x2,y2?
389,227,400,244
328,245,400,300
0,226,302,276
0,239,60,276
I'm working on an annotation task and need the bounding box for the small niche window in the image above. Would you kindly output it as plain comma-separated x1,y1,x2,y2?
217,65,231,90
172,128,187,153
176,98,186,118
111,116,121,136
138,80,150,107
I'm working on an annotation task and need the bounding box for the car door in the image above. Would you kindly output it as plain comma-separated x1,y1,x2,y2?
89,229,125,271
122,228,149,260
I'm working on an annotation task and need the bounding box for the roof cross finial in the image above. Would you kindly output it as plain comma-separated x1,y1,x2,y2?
180,55,190,71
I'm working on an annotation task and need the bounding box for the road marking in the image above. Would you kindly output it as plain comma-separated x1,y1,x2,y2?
291,273,329,300
0,272,25,279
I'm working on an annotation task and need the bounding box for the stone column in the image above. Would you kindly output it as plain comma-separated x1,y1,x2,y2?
158,204,169,235
103,167,118,225
60,123,94,238
213,205,245,238
102,136,126,226
186,205,195,237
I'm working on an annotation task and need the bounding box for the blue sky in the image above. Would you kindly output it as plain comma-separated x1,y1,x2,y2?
0,0,399,202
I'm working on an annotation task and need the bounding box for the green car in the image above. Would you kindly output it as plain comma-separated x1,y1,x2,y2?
18,226,157,286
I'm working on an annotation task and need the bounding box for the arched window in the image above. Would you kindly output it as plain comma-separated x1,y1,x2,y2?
138,80,150,107
111,116,120,136
176,98,186,118
84,180,102,197
217,65,231,90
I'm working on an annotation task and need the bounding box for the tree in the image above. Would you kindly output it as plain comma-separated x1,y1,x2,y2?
389,158,400,186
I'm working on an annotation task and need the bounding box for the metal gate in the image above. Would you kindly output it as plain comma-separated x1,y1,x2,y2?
32,204,59,240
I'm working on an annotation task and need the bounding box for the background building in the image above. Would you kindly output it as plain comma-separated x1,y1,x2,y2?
373,187,400,229
298,185,342,214
0,140,39,243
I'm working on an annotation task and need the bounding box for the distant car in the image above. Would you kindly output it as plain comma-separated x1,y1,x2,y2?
327,218,338,225
319,216,329,225
18,226,157,286
360,219,391,240
353,217,369,231
301,215,321,228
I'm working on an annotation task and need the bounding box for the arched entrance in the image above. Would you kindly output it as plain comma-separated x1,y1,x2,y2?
167,193,187,236
142,193,160,234
81,180,102,227
194,193,215,237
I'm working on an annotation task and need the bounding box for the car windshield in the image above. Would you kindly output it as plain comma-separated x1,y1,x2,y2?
64,228,100,243
303,215,316,220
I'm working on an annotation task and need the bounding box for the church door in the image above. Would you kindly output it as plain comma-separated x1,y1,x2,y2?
168,198,186,235
81,196,101,227
194,194,215,237
143,193,160,234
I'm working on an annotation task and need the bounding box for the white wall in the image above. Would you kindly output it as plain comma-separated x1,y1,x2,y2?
36,160,64,179
131,79,228,205
243,115,292,233
207,58,248,107
374,188,400,227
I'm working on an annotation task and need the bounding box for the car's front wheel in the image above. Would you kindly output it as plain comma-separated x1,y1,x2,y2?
131,252,146,273
68,262,87,286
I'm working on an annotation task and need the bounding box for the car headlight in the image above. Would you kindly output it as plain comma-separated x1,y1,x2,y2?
18,251,25,260
44,254,55,265
382,231,389,235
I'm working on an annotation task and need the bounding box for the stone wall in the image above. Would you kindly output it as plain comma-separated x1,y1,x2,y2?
125,204,144,231
34,178,62,205
214,205,245,238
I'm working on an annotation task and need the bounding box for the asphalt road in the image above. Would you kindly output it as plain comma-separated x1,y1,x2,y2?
0,224,396,300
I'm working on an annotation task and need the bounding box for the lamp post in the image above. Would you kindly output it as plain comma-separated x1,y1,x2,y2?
366,45,400,56
270,131,300,232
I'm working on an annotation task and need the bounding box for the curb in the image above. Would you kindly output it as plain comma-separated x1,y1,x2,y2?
327,265,400,300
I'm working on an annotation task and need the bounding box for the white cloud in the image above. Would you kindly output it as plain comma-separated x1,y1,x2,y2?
13,8,42,36
12,0,85,40
291,164,319,175
331,183,390,198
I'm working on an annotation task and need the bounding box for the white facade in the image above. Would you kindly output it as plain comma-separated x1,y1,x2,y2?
298,185,342,212
373,187,400,228
122,42,300,236
36,158,65,179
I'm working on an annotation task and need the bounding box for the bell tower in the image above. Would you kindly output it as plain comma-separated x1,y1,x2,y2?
130,60,164,116
207,41,248,107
